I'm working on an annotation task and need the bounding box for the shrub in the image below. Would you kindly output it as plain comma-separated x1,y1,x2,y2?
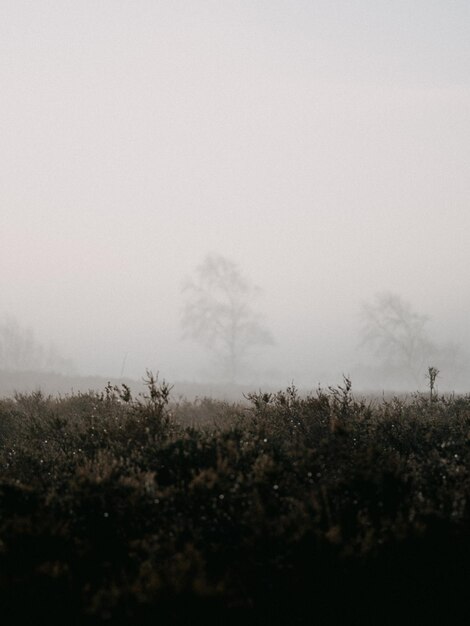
1,377,470,624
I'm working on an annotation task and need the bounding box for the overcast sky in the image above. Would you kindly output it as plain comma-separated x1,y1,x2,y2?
1,1,469,386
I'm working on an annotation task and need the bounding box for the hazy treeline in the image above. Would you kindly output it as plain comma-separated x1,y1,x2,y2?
0,315,75,375
1,256,468,391
1,278,468,393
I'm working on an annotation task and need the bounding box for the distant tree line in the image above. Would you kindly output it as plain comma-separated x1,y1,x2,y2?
0,315,75,374
361,292,464,388
181,256,465,390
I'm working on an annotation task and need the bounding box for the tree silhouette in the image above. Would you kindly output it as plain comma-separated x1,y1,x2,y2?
0,315,75,373
181,254,274,382
360,293,435,386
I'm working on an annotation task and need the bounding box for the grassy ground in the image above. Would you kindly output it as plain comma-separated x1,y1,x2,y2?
1,374,470,624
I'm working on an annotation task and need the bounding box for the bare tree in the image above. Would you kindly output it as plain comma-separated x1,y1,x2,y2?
181,254,274,382
360,293,435,386
0,315,75,374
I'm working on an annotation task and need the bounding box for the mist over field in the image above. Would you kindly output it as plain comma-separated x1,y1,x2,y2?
3,7,470,623
1,1,469,392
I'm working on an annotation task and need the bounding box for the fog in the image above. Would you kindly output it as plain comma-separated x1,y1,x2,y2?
1,1,469,392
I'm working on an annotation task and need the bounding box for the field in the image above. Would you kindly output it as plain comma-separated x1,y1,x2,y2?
1,373,470,624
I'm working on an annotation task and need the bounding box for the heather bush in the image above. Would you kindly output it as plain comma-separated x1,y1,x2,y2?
1,375,470,624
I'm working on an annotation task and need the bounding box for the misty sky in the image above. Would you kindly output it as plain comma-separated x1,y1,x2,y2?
1,1,469,385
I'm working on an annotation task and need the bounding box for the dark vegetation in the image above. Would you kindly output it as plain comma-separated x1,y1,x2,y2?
1,373,470,624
